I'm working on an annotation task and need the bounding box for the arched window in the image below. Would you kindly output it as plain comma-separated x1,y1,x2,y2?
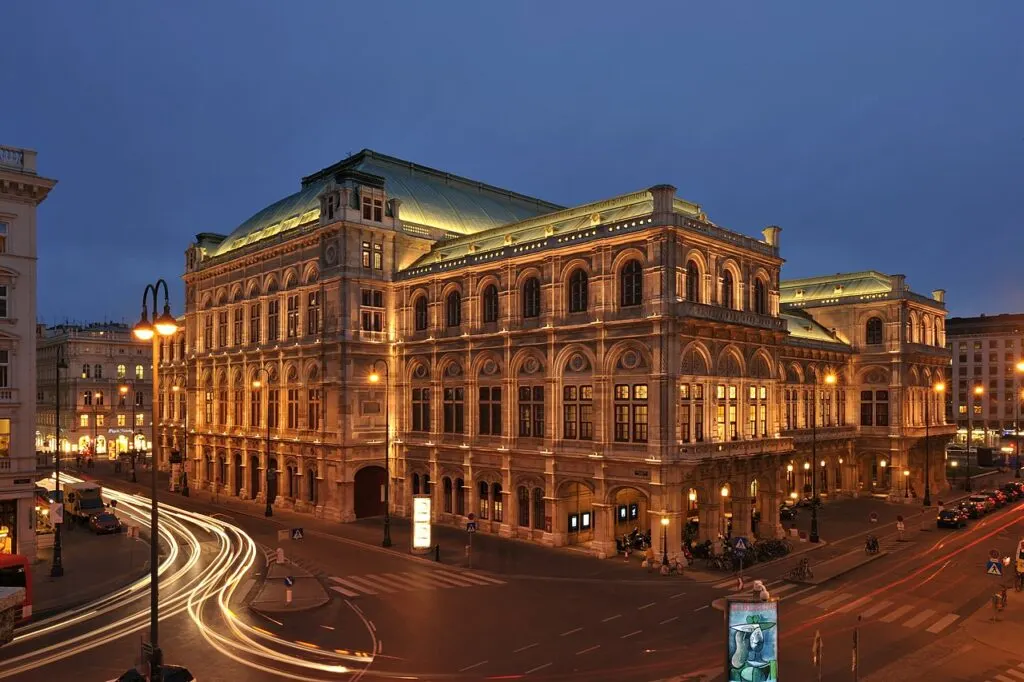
721,270,735,309
414,296,428,331
522,277,541,318
117,364,126,378
918,319,926,345
412,472,421,495
443,477,453,513
82,364,91,379
478,480,490,519
482,284,499,323
532,487,545,530
423,473,431,495
620,260,643,307
685,261,700,302
446,291,462,327
865,317,883,345
455,477,465,515
83,390,92,406
94,364,103,379
492,482,504,522
568,269,588,313
933,319,941,347
753,279,768,315
517,486,530,527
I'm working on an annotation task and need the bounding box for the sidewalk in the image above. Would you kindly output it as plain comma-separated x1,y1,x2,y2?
248,549,330,614
31,525,149,620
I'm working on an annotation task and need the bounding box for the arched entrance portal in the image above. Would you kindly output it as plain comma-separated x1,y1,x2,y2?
354,466,387,518
556,481,594,546
612,486,648,539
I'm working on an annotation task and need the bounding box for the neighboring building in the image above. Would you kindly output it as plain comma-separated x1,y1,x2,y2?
0,145,56,557
945,313,1024,439
35,323,153,458
163,149,952,561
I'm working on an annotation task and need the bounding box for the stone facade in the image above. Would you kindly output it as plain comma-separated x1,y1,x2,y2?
164,149,954,561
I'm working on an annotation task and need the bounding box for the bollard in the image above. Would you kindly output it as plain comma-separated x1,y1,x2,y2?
276,547,285,564
285,588,293,605
435,544,440,562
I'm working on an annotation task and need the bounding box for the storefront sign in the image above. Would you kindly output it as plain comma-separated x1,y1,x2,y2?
726,598,778,681
412,495,431,550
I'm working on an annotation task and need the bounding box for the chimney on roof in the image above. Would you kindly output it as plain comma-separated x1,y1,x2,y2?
932,289,946,303
890,274,906,292
649,185,676,217
762,225,781,248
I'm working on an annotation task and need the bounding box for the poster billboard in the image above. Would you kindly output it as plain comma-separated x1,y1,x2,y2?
412,495,431,550
726,598,778,682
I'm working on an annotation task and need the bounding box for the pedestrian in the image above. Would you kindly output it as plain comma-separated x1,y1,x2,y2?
644,545,655,571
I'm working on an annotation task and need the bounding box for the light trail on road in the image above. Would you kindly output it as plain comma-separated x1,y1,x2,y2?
0,474,375,680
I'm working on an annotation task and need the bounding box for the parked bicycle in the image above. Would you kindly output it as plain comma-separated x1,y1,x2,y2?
788,557,813,581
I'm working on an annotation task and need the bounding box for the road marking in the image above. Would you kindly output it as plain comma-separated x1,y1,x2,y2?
817,592,854,610
694,605,709,612
836,596,871,614
461,571,506,585
524,662,552,675
320,625,335,631
252,611,284,626
428,572,483,587
385,573,437,590
860,600,893,618
771,583,799,595
1005,670,1024,681
459,660,488,672
879,604,915,623
670,592,686,599
411,572,458,588
660,616,679,625
560,627,583,637
902,609,937,628
638,602,656,610
334,576,382,594
925,613,958,634
514,643,538,653
576,644,600,655
798,590,832,606
602,614,622,623
620,630,642,639
782,586,818,601
328,583,360,598
713,578,738,589
995,675,1015,682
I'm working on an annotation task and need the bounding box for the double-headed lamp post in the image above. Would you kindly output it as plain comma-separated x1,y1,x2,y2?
809,372,837,544
132,278,178,681
368,360,392,548
966,385,983,492
251,368,274,517
51,345,68,578
923,382,944,507
1015,361,1024,478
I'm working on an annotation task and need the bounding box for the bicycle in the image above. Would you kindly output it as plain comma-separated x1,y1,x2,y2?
788,557,813,581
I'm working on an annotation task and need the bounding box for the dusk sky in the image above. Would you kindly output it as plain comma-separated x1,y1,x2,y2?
4,2,1022,323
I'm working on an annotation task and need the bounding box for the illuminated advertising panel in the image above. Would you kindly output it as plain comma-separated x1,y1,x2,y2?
413,495,431,550
726,599,778,681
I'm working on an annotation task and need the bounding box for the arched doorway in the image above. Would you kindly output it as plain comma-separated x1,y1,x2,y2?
95,436,107,456
134,434,147,452
354,466,387,518
249,455,260,498
612,486,648,539
267,458,279,506
233,453,243,496
684,486,700,544
77,436,90,453
558,481,595,545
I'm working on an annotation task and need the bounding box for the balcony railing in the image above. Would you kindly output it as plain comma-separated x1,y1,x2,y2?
678,436,794,462
0,389,18,404
0,145,35,173
674,300,787,332
782,425,858,442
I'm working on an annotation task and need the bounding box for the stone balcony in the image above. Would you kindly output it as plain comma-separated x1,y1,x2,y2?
677,436,794,462
673,300,786,332
781,425,858,443
0,388,19,404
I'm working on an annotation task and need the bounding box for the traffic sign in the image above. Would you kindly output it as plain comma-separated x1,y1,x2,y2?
50,503,63,524
987,559,1004,576
284,576,294,588
466,521,477,533
869,512,878,523
733,536,751,552
291,528,304,540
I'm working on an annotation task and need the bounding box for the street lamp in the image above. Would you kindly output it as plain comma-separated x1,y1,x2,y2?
368,360,392,548
1015,362,1024,478
951,459,959,490
786,463,793,493
51,345,68,578
170,377,190,497
966,385,983,492
924,382,944,506
251,368,274,517
660,516,670,567
131,278,177,682
903,469,910,497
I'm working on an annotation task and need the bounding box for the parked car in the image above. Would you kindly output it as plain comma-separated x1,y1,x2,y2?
88,512,123,535
1001,483,1022,501
958,500,985,518
968,494,995,513
779,503,798,521
937,509,968,529
981,490,1007,507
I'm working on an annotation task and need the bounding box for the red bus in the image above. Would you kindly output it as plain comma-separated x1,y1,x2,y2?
0,554,31,621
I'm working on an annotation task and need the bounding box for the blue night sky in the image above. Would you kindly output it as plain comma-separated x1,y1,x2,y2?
4,1,1022,323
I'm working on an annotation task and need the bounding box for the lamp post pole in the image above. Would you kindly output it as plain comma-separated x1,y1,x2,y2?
810,392,819,543
50,346,67,578
132,278,178,682
925,391,931,507
370,360,392,548
1015,362,1024,478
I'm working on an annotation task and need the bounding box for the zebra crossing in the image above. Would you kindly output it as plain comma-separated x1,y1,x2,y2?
984,661,1024,682
327,569,506,598
712,579,961,635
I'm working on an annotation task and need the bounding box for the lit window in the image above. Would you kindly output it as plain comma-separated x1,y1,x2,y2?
117,364,126,378
361,289,385,332
373,243,383,270
0,222,7,253
117,415,126,426
361,241,371,268
135,413,144,426
80,415,88,427
135,365,144,380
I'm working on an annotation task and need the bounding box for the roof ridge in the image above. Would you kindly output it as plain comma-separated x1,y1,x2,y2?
780,270,890,287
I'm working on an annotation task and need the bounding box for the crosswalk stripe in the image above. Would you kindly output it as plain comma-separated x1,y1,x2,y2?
771,584,799,595
1004,669,1024,680
405,572,457,588
924,613,958,634
449,571,502,586
329,583,360,598
713,578,738,589
461,571,506,585
798,590,832,606
995,675,1014,682
331,576,377,595
836,596,871,614
860,600,893,618
879,604,915,623
389,573,439,590
818,593,854,610
428,572,482,587
902,609,936,628
347,575,398,593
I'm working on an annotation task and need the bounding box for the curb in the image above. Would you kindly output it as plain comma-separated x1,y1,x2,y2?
247,547,330,615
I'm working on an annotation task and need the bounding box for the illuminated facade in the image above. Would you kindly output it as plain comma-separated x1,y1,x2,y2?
166,149,952,560
35,323,153,458
0,145,56,557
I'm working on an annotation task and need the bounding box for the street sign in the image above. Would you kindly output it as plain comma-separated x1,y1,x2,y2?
284,576,294,588
734,536,751,552
869,512,878,523
50,503,63,524
291,528,304,540
466,521,477,533
987,559,1004,576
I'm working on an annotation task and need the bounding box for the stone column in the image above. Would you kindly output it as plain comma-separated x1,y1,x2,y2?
698,503,721,542
732,495,753,538
591,502,616,558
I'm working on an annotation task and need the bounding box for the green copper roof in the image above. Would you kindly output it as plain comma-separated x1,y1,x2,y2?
213,149,563,257
779,271,894,305
781,309,848,347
